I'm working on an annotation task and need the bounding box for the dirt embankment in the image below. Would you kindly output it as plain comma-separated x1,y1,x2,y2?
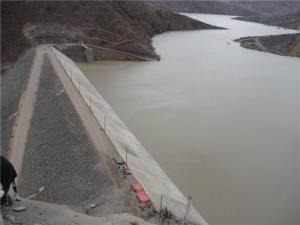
1,1,220,63
235,33,300,57
2,199,154,225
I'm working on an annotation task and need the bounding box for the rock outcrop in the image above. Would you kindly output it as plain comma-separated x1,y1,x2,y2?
235,33,300,57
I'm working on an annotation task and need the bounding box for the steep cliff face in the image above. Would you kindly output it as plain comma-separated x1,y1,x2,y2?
1,1,218,63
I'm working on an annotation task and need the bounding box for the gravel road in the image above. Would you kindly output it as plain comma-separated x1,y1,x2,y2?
18,56,129,214
1,50,35,157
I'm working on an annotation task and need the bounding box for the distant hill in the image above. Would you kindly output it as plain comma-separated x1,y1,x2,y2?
234,11,300,30
230,1,300,16
147,1,300,16
1,1,218,63
146,1,258,16
147,1,300,30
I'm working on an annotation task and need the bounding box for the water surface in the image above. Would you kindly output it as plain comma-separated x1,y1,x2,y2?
78,14,300,225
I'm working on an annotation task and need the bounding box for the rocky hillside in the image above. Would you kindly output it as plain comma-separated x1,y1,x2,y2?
148,1,300,16
1,1,219,63
234,11,300,30
148,1,300,30
147,1,257,16
235,33,300,57
231,1,300,15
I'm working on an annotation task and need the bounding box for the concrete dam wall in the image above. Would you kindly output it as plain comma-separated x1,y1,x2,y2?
51,47,208,225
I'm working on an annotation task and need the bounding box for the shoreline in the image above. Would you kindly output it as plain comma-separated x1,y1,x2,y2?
235,33,300,57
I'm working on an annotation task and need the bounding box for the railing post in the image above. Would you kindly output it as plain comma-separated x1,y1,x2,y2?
103,117,106,133
159,194,163,215
182,196,192,225
125,147,128,166
89,95,92,111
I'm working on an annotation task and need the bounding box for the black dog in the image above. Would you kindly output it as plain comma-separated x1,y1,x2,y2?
1,156,19,205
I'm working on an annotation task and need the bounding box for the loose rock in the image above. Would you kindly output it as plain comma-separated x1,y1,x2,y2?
13,206,26,212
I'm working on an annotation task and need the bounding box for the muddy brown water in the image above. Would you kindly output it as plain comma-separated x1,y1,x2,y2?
78,14,300,225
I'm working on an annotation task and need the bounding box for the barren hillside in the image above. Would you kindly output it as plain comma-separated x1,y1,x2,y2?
148,1,300,30
1,1,219,63
148,1,300,16
146,0,257,15
231,1,300,15
236,33,300,57
235,11,300,30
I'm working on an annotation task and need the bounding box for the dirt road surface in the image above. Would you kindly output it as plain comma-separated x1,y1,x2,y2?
2,199,154,225
8,46,46,176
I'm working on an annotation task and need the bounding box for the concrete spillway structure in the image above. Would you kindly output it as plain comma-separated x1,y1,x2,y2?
51,47,208,225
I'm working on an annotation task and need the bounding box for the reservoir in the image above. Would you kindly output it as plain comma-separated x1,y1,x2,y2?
78,14,300,225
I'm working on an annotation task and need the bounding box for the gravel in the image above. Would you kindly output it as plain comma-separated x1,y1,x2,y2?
2,199,155,225
18,57,120,210
1,49,35,156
